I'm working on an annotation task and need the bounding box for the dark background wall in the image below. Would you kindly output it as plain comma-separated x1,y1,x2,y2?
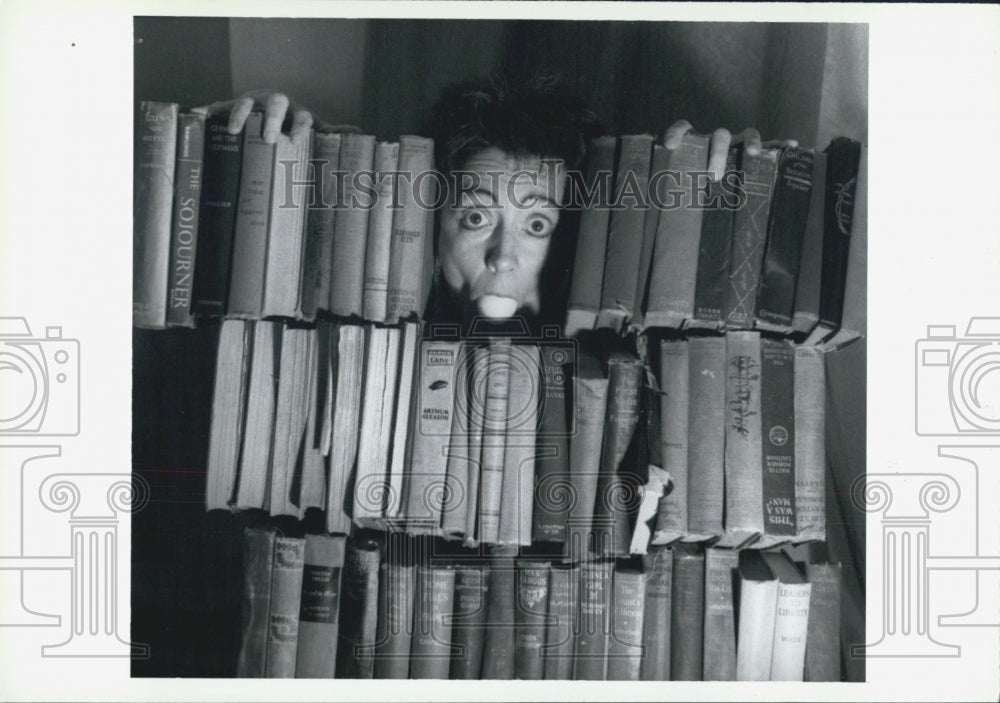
132,16,867,679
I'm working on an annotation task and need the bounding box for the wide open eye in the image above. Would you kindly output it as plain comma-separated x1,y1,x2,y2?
525,215,554,238
459,209,492,230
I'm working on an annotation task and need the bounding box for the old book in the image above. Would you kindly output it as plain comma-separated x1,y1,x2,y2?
324,324,365,533
499,344,541,546
226,112,275,319
386,135,435,323
565,136,616,335
298,330,326,516
532,343,572,544
478,339,512,545
295,534,346,678
481,546,517,679
405,339,460,534
670,547,705,681
640,547,672,681
804,562,841,681
410,565,457,679
757,339,798,547
269,326,312,517
263,130,313,318
363,141,400,322
592,353,644,558
542,562,579,680
442,342,474,537
353,326,400,526
133,100,178,329
597,134,654,332
463,344,490,544
724,146,780,329
790,151,828,336
823,144,868,350
644,133,711,329
450,565,489,679
265,536,306,678
166,111,205,327
574,560,612,680
336,537,381,678
702,548,738,681
205,319,251,511
687,148,737,330
761,551,811,681
235,321,279,510
386,322,420,527
735,549,778,681
755,147,815,333
652,339,689,544
629,143,669,331
303,132,342,317
564,351,608,561
685,336,726,541
192,112,243,316
513,560,550,679
607,567,646,681
236,527,275,677
793,345,826,542
373,547,415,679
329,133,375,317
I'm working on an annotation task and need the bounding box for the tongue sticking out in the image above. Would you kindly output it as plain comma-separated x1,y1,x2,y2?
477,294,518,319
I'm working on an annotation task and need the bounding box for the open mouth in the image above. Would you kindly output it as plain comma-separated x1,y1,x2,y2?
476,294,518,318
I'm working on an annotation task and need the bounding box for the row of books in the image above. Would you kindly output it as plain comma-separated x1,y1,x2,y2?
564,134,868,349
133,101,434,329
205,316,827,552
239,529,842,681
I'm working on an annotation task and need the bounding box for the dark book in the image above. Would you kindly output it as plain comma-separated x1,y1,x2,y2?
409,565,456,679
513,560,550,680
450,565,489,679
574,560,612,680
607,567,646,681
133,100,178,329
823,144,867,350
481,547,517,679
685,337,726,541
336,537,381,678
542,563,579,680
192,112,243,316
532,344,571,544
640,547,672,681
265,537,306,678
295,534,346,678
804,562,842,681
791,151,828,336
688,148,737,330
702,547,738,681
755,147,815,333
758,339,797,545
302,132,341,318
236,527,275,677
166,111,205,327
373,551,415,679
629,143,668,331
670,548,705,681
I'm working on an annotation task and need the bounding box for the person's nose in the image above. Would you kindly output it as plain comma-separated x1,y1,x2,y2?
485,216,518,273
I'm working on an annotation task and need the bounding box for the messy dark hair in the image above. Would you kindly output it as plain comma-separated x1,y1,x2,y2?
426,73,601,176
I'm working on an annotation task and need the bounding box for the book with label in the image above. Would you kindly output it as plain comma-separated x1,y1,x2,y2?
302,132,341,318
166,111,206,327
513,560,550,680
640,547,672,680
336,537,381,678
685,336,726,541
363,141,400,322
234,321,279,510
762,551,811,681
687,148,737,330
329,133,375,317
410,565,456,679
265,536,306,678
205,319,252,511
794,345,826,542
702,547,738,680
791,151,828,336
236,527,276,677
532,343,571,544
652,339,689,544
543,562,579,680
324,324,366,534
670,547,704,680
574,560,612,680
295,534,345,678
607,567,646,681
133,100,178,329
450,565,489,679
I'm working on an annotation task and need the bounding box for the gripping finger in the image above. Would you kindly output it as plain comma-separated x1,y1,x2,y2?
707,127,732,181
227,96,253,134
290,107,314,145
262,93,290,144
662,120,693,150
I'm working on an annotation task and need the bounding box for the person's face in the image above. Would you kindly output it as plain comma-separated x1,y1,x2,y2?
438,147,566,319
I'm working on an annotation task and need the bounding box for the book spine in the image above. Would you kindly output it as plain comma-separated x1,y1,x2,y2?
386,322,420,525
644,133,711,329
629,143,668,331
236,528,275,677
724,147,779,329
817,137,863,330
205,319,250,511
235,321,279,510
166,112,205,327
363,141,400,322
607,568,646,681
336,539,381,678
298,330,326,515
133,100,178,329
373,559,416,679
759,339,797,543
670,550,705,680
794,343,826,542
353,327,397,525
269,327,311,517
265,537,306,678
442,342,474,536
227,112,275,318
463,344,489,544
685,337,726,540
735,575,778,680
702,548,738,680
574,560,612,680
688,148,737,329
770,579,811,681
532,344,571,543
597,135,654,332
513,561,550,679
478,339,512,545
405,339,460,533
652,339,689,544
593,354,644,558
295,534,345,678
791,151,828,335
386,135,435,323
564,136,616,334
565,367,609,561
450,565,489,679
499,344,540,546
542,563,579,680
720,331,764,548
639,547,672,680
329,133,375,317
304,133,342,317
482,547,517,679
326,325,365,533
410,565,457,679
755,147,814,332
804,563,841,681
192,113,243,316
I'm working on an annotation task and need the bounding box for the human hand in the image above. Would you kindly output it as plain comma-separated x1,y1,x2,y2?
663,120,798,180
194,89,350,145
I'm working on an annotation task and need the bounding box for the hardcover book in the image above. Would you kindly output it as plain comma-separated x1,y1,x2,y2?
236,527,276,677
166,111,206,327
295,534,345,678
329,133,376,317
265,537,306,678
